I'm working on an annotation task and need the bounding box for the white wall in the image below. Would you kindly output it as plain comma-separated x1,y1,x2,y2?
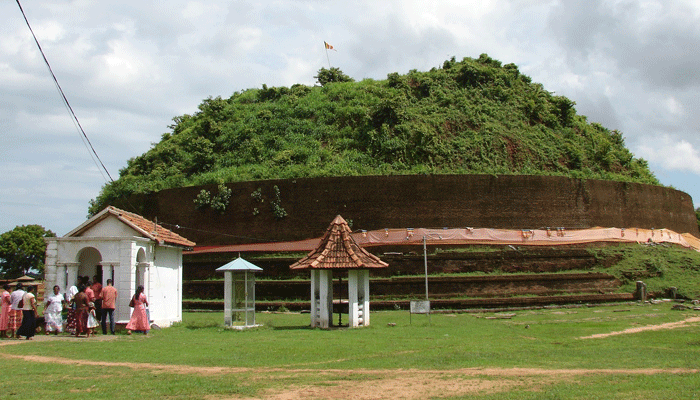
81,215,141,238
145,245,183,327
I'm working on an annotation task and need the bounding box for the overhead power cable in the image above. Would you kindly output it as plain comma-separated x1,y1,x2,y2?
15,0,114,183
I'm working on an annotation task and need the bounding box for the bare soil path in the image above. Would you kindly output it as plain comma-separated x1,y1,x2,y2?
578,316,700,339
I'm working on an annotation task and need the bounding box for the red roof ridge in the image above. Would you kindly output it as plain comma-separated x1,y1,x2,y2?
106,206,195,248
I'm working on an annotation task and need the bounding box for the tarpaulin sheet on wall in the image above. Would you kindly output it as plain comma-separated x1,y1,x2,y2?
186,227,700,255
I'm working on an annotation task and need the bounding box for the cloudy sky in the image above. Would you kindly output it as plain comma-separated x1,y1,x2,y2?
2,0,699,236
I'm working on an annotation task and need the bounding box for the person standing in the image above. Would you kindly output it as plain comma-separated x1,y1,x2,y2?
8,283,25,338
0,284,11,338
73,285,90,337
91,275,103,323
84,277,96,304
86,302,98,338
16,286,37,340
44,285,65,335
84,280,96,334
125,285,149,335
100,279,117,335
65,284,79,334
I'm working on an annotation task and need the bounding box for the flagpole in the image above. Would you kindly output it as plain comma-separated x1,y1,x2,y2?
325,46,331,69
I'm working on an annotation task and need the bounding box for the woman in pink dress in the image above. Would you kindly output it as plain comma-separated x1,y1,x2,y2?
126,285,149,335
0,284,11,338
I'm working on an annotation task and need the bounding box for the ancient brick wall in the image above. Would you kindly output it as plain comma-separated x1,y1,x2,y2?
116,175,698,246
183,248,599,280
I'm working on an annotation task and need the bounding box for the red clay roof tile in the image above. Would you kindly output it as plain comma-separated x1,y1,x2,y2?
290,215,388,270
74,206,195,248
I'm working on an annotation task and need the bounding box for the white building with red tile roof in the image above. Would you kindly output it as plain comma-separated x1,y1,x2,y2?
44,206,195,328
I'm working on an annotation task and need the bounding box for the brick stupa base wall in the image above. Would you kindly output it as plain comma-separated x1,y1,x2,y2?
114,174,698,246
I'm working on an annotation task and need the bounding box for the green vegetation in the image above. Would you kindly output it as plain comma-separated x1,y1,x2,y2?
589,244,700,299
314,66,354,85
89,54,658,214
193,182,232,213
429,244,700,299
1,305,699,399
0,224,55,278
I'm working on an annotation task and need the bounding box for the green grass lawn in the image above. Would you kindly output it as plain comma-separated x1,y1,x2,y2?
1,303,699,399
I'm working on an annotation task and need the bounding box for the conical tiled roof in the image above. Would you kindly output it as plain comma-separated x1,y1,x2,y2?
290,215,388,270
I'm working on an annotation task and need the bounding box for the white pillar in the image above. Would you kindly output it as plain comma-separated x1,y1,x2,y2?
44,240,58,290
348,270,360,327
361,270,370,326
56,265,67,294
315,270,333,329
310,270,318,327
245,271,255,326
102,265,114,285
66,263,79,289
347,270,370,327
223,271,232,326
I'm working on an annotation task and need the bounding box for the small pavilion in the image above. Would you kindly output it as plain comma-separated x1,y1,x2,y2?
290,215,388,328
216,257,262,328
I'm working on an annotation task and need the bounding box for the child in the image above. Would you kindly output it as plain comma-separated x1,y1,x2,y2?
86,302,99,337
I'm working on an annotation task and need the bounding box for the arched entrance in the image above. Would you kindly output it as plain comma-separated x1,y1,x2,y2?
76,247,102,287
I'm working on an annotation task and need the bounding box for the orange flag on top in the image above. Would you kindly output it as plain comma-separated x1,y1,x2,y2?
324,41,336,51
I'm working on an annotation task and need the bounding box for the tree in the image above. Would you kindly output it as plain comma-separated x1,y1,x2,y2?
0,225,56,278
314,67,354,86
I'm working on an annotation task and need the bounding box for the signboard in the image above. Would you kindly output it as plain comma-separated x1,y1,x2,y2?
409,300,431,325
410,300,430,314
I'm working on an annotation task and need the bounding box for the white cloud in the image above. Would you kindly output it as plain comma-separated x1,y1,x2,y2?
636,135,700,174
181,1,207,19
3,0,700,234
664,96,684,116
31,19,66,42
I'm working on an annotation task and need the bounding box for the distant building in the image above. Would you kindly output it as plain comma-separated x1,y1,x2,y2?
44,206,195,327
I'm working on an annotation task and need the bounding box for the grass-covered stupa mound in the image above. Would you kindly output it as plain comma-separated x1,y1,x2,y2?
90,54,658,214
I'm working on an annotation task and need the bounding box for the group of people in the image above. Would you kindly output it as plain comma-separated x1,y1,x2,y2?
0,277,151,338
62,276,119,337
0,283,38,339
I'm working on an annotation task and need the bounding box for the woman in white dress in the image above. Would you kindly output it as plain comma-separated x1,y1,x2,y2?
44,285,65,335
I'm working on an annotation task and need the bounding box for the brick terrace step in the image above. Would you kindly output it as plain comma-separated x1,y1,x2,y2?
183,293,635,311
184,272,623,301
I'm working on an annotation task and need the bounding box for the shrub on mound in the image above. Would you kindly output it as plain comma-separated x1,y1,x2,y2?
90,54,657,214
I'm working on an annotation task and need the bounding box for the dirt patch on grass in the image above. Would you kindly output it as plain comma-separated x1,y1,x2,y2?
245,375,518,400
0,352,250,375
208,366,700,400
578,316,700,339
2,349,698,400
0,333,120,346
